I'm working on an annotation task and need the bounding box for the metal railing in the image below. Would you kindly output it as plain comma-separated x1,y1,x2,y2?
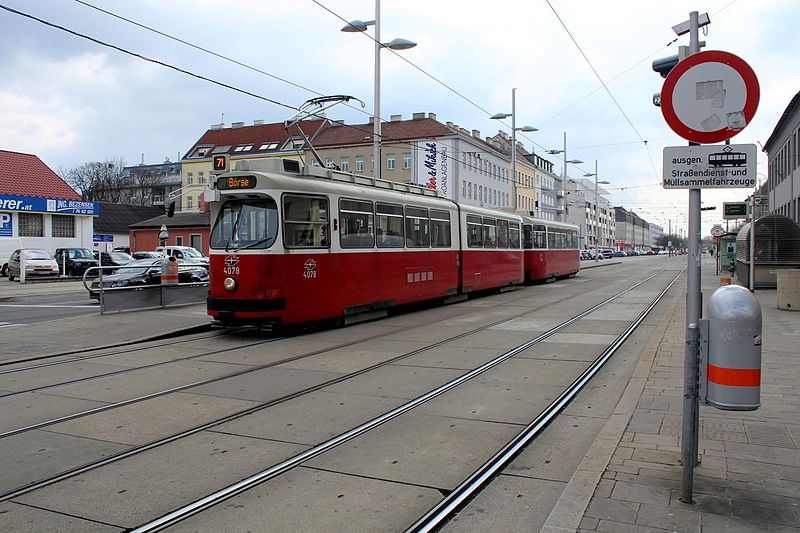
82,265,208,314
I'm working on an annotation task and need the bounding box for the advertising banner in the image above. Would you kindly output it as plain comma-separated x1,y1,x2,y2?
414,139,453,200
0,194,99,216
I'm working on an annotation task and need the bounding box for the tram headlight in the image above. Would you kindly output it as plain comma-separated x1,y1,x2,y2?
223,277,237,292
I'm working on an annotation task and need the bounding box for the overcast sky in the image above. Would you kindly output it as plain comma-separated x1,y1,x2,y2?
1,0,797,233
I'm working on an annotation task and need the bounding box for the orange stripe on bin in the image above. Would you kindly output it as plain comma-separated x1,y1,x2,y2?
707,364,760,387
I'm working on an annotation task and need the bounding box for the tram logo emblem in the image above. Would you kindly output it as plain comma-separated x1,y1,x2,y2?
224,255,240,267
304,259,317,271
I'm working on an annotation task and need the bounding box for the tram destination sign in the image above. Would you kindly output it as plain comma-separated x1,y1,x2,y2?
663,143,757,189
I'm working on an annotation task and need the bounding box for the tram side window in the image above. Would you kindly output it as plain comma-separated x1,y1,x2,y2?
522,224,533,249
376,202,405,248
496,219,509,248
533,224,547,249
283,195,330,248
483,217,497,248
430,209,452,248
405,206,430,247
467,215,482,248
339,198,374,249
509,222,521,249
569,230,578,248
547,228,557,249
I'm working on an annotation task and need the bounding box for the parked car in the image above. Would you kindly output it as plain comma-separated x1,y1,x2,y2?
155,245,209,267
113,246,131,255
646,250,654,255
614,250,627,257
601,249,614,259
88,258,209,299
131,251,163,260
7,249,59,281
54,248,98,277
580,250,592,261
93,251,134,273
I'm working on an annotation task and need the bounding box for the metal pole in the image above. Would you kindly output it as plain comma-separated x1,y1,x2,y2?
563,132,568,222
511,88,517,211
681,9,701,505
594,160,599,261
373,0,381,180
749,192,755,291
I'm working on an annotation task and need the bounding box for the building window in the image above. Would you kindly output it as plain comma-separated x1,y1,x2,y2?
356,156,364,172
187,196,193,210
387,153,396,170
404,152,412,169
19,212,43,237
341,157,350,172
211,145,231,154
52,215,75,238
325,158,335,169
198,171,205,184
187,172,193,185
259,142,279,150
234,144,254,152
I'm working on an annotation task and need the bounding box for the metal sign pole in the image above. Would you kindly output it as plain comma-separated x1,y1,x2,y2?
749,193,756,291
681,9,702,505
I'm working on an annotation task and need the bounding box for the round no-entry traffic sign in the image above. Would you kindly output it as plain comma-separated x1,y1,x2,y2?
661,50,759,144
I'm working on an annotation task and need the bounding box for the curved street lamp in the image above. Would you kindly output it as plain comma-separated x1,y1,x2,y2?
342,2,416,179
491,88,538,210
584,162,610,261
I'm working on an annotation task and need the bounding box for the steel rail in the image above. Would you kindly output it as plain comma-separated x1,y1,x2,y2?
406,269,683,532
0,266,632,501
130,268,675,532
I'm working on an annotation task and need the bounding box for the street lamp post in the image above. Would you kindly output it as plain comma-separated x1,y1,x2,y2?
491,88,537,211
342,1,416,180
546,132,583,221
584,161,610,261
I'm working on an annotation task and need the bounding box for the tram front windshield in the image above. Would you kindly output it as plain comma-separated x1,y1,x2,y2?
210,199,278,250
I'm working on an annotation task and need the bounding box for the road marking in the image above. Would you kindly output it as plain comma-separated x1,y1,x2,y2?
0,322,24,328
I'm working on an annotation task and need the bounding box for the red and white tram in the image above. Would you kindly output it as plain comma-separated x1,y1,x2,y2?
521,216,581,282
206,158,575,327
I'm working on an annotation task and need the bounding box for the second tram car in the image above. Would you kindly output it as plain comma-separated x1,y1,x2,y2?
521,216,580,282
206,158,578,327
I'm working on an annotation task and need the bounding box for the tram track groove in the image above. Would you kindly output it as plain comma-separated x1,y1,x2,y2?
126,268,681,532
0,266,665,503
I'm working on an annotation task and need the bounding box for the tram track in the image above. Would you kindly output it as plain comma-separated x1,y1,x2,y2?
0,266,620,426
0,264,654,503
129,267,683,532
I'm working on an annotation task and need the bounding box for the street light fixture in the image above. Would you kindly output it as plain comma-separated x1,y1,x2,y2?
342,1,416,180
584,162,610,261
546,134,583,222
491,88,538,211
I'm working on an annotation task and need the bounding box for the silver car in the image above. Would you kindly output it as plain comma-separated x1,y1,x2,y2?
7,249,59,281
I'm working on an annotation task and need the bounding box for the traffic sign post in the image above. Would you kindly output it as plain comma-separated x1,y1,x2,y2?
663,144,757,189
661,50,760,144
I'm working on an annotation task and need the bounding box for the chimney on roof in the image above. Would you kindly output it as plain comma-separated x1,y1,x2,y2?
368,117,375,124
390,114,402,122
209,123,224,130
231,121,245,128
140,153,145,165
460,128,469,136
472,129,480,138
446,121,453,128
253,120,265,126
428,113,436,121
412,112,425,120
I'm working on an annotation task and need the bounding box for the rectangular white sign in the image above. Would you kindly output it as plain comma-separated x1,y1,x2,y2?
662,143,757,189
414,139,453,199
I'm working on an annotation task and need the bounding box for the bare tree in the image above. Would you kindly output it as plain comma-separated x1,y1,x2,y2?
60,157,126,202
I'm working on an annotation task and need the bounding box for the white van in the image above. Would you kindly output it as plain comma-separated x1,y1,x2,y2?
154,245,208,266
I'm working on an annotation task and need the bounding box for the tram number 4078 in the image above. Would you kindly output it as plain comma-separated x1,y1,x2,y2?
223,266,240,275
303,270,317,279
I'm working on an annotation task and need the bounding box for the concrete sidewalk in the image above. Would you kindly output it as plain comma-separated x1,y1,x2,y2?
543,259,800,533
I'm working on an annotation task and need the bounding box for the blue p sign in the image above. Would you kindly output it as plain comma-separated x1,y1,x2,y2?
0,213,11,237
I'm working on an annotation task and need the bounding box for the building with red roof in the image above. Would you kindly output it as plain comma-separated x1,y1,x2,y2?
1,150,101,276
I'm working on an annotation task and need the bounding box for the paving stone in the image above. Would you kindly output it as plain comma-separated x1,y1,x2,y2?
731,497,800,527
585,496,639,523
0,501,121,532
611,480,670,505
596,519,672,532
635,501,702,531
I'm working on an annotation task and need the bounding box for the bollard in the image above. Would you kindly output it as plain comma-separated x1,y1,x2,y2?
161,256,179,286
704,285,762,411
